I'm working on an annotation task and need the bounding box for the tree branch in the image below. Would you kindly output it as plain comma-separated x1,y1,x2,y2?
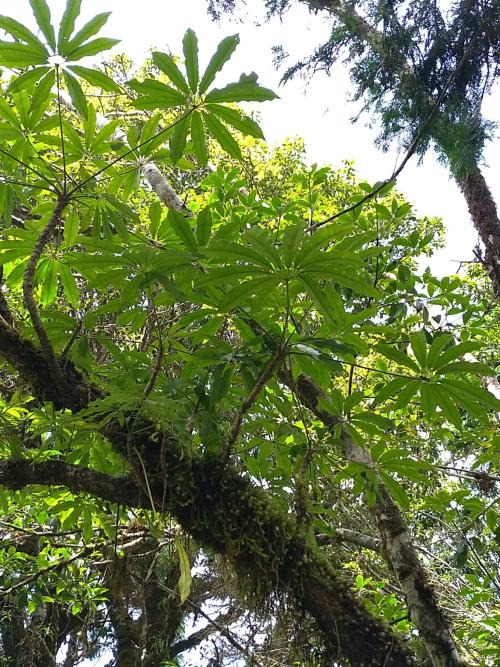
0,459,145,509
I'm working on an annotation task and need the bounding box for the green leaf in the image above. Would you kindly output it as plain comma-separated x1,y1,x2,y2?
298,275,336,329
63,69,87,117
190,110,208,166
440,379,500,411
220,275,278,310
245,228,281,267
182,28,199,92
410,331,427,369
420,382,437,418
210,364,232,404
427,333,453,370
175,540,192,604
132,80,186,110
31,69,55,118
433,340,482,371
66,37,120,61
375,344,420,373
64,12,111,55
199,34,240,94
29,0,56,50
208,103,264,139
64,210,79,246
152,51,189,94
436,381,487,421
282,222,305,267
374,377,411,404
91,119,121,152
168,209,198,255
58,262,79,308
0,16,48,52
58,0,82,51
0,41,48,67
41,259,59,306
203,111,241,159
433,385,462,428
437,361,495,376
202,241,272,269
392,380,420,411
196,207,212,246
0,99,21,129
68,65,121,92
7,66,49,93
169,114,190,164
205,72,278,103
379,471,410,509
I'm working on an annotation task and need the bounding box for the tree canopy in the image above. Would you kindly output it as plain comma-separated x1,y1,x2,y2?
210,0,500,295
0,2,499,666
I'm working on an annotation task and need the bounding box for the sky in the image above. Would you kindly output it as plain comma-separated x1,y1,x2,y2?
5,0,500,278
3,1,500,663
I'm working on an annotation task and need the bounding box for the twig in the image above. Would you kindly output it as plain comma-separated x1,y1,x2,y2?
223,348,285,458
22,196,70,394
309,29,482,231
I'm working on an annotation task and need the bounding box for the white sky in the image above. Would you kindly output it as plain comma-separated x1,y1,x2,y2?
5,0,500,278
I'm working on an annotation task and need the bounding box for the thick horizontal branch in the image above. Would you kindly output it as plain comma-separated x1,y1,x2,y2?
0,320,93,410
0,328,416,666
0,459,145,508
317,527,381,552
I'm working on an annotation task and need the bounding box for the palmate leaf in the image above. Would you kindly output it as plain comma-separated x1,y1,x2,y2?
202,240,273,269
410,331,427,369
282,222,305,267
168,210,198,255
0,41,48,67
131,80,186,109
0,16,47,51
64,12,112,55
69,65,121,93
374,377,412,404
29,0,56,50
431,340,482,371
205,72,278,103
375,343,420,373
220,275,279,310
152,51,189,94
58,0,82,52
207,104,264,139
7,66,50,94
199,34,240,93
182,28,199,92
196,207,212,246
66,37,120,61
58,262,79,308
169,114,190,164
298,275,337,329
63,70,88,117
203,111,242,159
191,110,208,166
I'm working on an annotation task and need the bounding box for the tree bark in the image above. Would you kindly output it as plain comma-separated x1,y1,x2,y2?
456,165,500,293
287,371,464,667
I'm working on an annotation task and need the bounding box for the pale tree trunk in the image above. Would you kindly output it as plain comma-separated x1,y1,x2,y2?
287,371,464,667
95,111,189,214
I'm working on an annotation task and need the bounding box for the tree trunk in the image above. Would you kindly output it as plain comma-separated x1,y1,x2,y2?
290,371,464,667
456,165,500,294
